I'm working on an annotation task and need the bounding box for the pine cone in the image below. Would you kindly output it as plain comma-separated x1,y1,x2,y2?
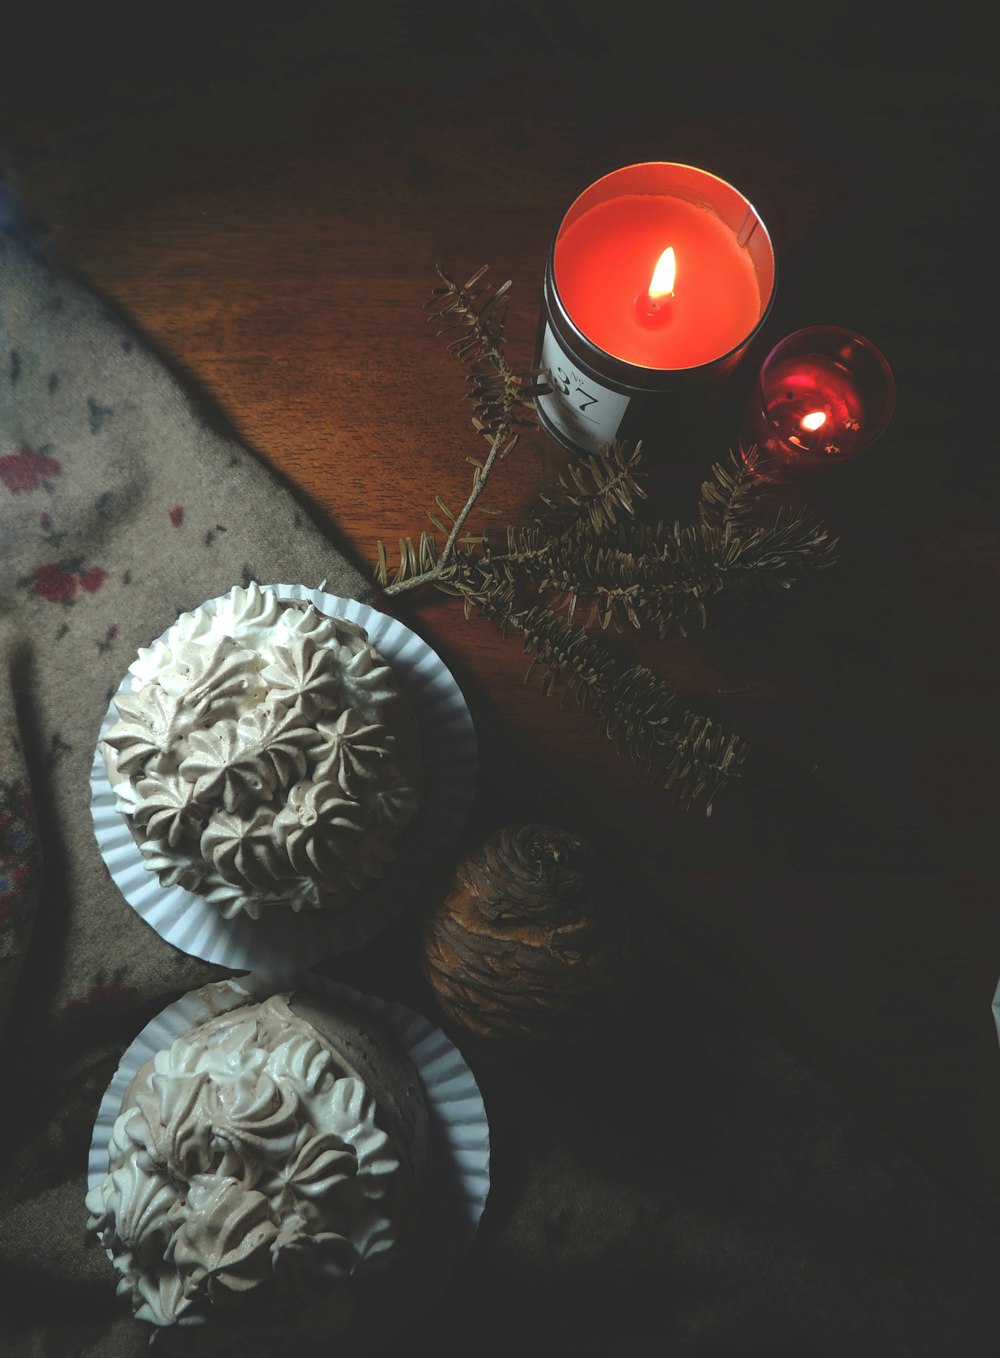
418,823,631,1041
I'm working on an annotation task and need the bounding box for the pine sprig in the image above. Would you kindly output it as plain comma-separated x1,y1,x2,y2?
529,496,838,638
376,264,536,593
435,543,520,620
424,264,540,439
443,596,747,812
535,438,648,535
699,447,773,529
372,265,840,813
597,670,747,810
375,427,517,593
435,444,838,638
375,530,442,589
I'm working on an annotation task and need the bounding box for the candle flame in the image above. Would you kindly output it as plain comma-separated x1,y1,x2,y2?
800,410,827,432
648,247,676,300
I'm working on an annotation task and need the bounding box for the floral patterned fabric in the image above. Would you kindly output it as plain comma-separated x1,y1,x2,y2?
0,207,375,1355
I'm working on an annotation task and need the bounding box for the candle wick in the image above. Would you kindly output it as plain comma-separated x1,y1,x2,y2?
635,291,672,326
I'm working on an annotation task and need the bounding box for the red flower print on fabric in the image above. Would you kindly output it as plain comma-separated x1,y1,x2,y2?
31,562,77,603
79,566,108,593
0,445,62,495
169,505,185,527
22,558,109,604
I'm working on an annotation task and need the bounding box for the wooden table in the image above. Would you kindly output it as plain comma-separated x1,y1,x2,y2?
3,3,999,1347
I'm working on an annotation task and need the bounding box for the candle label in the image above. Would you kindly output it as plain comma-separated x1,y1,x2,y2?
536,323,630,456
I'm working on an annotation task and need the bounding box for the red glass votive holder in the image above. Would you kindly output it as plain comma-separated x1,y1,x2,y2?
739,326,895,481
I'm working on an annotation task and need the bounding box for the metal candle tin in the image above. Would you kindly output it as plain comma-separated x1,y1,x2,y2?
533,163,777,459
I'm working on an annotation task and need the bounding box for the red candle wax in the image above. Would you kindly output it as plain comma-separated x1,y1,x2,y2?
555,193,763,369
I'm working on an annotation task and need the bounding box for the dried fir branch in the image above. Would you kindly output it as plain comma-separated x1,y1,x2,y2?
699,447,772,529
500,519,709,633
535,438,648,536
375,530,443,590
372,266,841,813
425,264,540,439
524,496,839,638
430,443,837,637
434,541,520,620
379,264,538,595
439,592,747,812
378,429,517,595
597,670,747,811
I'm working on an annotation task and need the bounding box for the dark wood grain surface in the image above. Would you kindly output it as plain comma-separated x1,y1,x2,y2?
3,0,998,1312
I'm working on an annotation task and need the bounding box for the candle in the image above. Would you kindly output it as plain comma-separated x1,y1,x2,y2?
739,326,895,480
557,197,761,367
535,162,775,458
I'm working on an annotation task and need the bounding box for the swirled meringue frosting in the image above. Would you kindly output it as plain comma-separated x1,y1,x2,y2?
100,583,422,921
86,988,430,1337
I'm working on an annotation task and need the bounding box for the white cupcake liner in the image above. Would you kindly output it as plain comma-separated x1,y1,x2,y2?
87,972,491,1357
90,584,478,968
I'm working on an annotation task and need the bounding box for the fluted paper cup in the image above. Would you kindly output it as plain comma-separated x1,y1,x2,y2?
87,972,491,1356
90,585,478,968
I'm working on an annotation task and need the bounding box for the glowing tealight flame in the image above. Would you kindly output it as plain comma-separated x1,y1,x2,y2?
800,410,827,432
648,247,676,300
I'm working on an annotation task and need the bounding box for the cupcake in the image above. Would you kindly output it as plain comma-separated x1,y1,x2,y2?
99,583,423,924
85,984,431,1344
